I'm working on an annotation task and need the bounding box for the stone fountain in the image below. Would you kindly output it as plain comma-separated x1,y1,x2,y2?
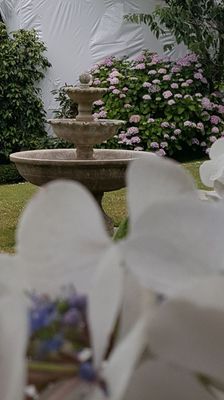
10,73,150,233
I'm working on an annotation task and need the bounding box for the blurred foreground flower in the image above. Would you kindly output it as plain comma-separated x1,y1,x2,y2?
2,155,224,399
200,138,224,197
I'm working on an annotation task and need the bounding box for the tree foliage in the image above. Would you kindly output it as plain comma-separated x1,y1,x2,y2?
0,23,51,162
126,0,224,89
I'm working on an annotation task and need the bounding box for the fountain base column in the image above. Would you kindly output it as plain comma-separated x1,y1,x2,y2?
93,192,114,236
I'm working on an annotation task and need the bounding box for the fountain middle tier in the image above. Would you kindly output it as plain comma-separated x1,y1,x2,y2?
48,119,124,160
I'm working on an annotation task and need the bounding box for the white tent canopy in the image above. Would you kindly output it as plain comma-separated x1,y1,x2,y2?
0,0,185,120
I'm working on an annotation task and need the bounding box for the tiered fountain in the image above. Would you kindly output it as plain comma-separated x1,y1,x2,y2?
10,73,150,233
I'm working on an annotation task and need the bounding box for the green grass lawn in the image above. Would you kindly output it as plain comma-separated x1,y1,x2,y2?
0,160,207,253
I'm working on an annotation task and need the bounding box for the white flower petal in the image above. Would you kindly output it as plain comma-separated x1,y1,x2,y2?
124,360,215,400
209,138,224,160
118,270,156,341
127,156,196,226
17,181,110,294
88,246,123,368
148,277,224,384
0,294,28,400
104,314,149,400
123,198,224,295
200,157,224,188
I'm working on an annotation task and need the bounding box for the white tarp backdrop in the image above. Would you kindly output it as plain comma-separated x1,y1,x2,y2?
0,0,185,120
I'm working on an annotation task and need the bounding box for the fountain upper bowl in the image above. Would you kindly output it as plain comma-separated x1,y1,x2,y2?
10,149,153,192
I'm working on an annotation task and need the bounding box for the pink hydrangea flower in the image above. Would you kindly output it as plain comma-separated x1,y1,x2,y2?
163,133,169,139
122,87,129,92
218,105,224,114
130,136,141,144
158,68,167,74
151,142,159,149
98,110,107,118
143,94,151,100
93,79,101,86
109,70,120,78
171,83,179,89
93,100,104,106
124,104,132,109
163,75,171,81
108,77,119,85
210,115,221,125
186,79,193,84
135,63,146,70
196,122,204,130
112,89,120,95
148,118,155,123
171,66,181,73
163,90,173,99
135,54,146,62
143,82,152,88
119,94,126,99
181,82,189,88
109,86,115,91
155,149,166,156
127,127,139,135
129,115,141,123
152,79,161,85
160,142,168,148
170,136,176,140
201,97,213,110
211,127,219,134
161,122,170,128
174,129,181,135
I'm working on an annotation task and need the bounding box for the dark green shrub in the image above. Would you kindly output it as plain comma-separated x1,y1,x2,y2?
0,23,51,161
0,164,24,184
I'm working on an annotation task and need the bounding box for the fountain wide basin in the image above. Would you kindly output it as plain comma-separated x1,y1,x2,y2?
10,149,151,192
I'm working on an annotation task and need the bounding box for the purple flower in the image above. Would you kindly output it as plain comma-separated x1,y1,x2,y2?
143,82,152,88
98,110,107,118
93,100,104,106
130,136,141,144
93,79,101,86
170,136,176,140
211,127,219,134
151,142,159,149
122,87,129,92
163,90,173,99
152,79,161,85
63,308,81,326
158,68,167,74
218,105,224,114
163,75,171,81
184,121,193,127
135,54,146,62
161,122,170,128
155,149,166,156
109,70,120,78
171,66,181,73
112,89,120,95
148,118,155,123
108,77,119,85
174,129,181,135
171,83,179,89
196,122,204,130
160,141,168,148
186,79,193,84
119,94,126,99
135,63,146,70
127,127,139,135
210,115,221,125
201,97,213,110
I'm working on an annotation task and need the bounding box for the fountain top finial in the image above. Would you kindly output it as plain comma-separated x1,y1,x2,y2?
79,73,92,86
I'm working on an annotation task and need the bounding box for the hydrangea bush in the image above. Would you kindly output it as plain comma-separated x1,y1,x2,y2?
89,51,224,159
54,51,224,159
